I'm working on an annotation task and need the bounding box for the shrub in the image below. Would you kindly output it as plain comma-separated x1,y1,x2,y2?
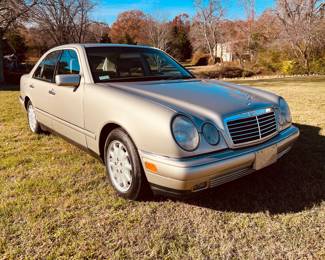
191,51,209,66
280,60,295,75
208,56,221,65
194,66,255,79
310,57,325,74
256,50,284,74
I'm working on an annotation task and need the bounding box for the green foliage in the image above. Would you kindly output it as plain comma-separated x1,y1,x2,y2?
167,15,192,61
256,50,284,73
280,60,295,75
310,56,325,74
168,27,192,61
256,50,325,75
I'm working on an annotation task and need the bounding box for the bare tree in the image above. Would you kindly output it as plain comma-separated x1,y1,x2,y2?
145,16,170,51
241,0,255,21
275,0,325,73
0,0,37,82
240,0,256,61
31,0,94,45
80,21,111,43
192,0,224,63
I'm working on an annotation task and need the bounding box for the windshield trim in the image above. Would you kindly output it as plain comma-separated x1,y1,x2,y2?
97,75,194,83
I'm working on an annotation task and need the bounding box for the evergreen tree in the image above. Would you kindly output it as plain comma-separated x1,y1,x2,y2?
168,14,192,61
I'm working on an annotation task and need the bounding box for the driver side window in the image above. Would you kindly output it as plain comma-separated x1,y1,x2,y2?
33,51,61,82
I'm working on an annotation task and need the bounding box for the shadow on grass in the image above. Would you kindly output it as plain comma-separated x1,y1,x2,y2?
171,123,325,214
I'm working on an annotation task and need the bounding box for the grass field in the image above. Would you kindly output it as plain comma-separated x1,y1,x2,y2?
0,77,324,259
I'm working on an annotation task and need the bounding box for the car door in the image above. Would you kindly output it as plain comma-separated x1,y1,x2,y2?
29,50,62,128
50,49,87,147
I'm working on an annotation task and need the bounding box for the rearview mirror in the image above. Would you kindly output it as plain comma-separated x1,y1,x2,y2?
55,74,81,87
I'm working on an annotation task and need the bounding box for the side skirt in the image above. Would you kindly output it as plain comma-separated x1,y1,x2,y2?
40,124,104,164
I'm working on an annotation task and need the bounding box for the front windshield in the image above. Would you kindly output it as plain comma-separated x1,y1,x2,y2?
85,46,194,83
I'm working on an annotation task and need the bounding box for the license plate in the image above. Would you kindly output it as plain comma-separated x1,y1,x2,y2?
254,145,277,170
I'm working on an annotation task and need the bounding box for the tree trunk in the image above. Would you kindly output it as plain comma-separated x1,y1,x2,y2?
0,34,4,83
304,53,311,75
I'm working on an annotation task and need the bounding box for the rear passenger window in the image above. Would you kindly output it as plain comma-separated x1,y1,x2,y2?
57,50,80,75
33,51,61,82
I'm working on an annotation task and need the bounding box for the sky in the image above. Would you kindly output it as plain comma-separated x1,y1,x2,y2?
90,0,276,25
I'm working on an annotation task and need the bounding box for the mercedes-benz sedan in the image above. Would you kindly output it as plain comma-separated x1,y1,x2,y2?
20,44,299,199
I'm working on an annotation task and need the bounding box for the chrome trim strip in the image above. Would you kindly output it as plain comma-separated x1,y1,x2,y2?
256,115,262,138
231,130,260,137
210,168,255,188
233,133,260,141
259,116,275,126
225,107,273,121
230,127,259,135
261,126,277,135
228,121,258,130
35,108,96,139
259,120,275,128
228,118,257,126
259,114,274,120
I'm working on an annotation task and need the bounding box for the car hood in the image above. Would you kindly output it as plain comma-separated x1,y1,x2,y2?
103,79,279,129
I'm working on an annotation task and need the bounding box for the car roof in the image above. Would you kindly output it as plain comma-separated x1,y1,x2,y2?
54,43,155,49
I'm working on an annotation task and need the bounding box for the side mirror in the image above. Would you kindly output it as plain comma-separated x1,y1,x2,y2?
55,74,81,87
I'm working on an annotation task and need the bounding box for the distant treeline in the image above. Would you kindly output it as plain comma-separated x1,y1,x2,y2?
1,0,325,83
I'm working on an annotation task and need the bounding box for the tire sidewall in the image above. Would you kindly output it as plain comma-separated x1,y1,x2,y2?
27,101,41,134
104,128,144,200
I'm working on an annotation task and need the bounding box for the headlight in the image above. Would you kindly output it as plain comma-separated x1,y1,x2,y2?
202,123,220,145
279,98,292,128
172,115,199,151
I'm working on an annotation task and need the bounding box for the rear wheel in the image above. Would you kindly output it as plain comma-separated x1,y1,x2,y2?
104,128,150,200
27,101,41,134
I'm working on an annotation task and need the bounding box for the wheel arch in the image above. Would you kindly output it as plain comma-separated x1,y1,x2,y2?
98,122,138,162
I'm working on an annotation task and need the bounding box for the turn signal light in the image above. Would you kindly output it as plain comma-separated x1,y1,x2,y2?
145,162,158,173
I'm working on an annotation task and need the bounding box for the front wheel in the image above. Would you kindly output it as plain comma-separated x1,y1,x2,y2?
27,101,42,134
104,128,150,200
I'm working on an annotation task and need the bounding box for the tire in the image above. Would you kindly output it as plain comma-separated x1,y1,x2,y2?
27,100,42,134
104,128,150,200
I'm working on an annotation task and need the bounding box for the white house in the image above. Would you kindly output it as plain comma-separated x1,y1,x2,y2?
215,42,233,62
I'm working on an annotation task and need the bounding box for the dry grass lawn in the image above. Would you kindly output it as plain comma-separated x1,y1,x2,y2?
0,77,324,259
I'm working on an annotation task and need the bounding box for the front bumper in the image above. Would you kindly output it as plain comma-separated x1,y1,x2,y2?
139,125,299,196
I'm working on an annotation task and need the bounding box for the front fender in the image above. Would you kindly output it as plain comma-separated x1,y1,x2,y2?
84,84,184,158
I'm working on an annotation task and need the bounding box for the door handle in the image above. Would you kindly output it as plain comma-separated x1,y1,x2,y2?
29,84,34,89
49,89,56,95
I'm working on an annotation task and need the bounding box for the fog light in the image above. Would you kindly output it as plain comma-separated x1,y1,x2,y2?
193,182,208,191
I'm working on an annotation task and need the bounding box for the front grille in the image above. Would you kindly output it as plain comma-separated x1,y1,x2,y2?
227,110,277,145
